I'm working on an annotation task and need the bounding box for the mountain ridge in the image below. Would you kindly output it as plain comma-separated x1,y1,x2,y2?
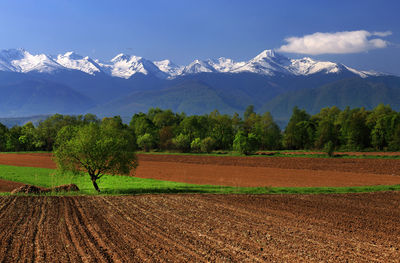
0,48,387,79
0,48,398,123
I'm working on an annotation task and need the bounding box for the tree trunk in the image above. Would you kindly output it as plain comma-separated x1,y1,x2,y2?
91,176,100,192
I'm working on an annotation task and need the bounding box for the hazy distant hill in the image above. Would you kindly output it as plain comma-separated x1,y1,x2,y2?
261,76,400,121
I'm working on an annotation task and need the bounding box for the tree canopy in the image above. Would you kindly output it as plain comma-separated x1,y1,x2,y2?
53,121,138,192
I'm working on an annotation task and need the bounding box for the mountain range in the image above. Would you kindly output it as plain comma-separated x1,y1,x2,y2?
0,48,399,126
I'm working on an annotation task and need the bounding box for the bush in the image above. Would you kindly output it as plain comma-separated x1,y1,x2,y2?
201,137,215,153
324,141,335,157
173,133,191,152
137,133,155,152
233,131,258,155
190,138,201,152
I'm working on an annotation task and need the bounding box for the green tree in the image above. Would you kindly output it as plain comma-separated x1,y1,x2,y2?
54,123,137,192
190,138,202,153
0,123,8,152
254,112,281,150
208,112,234,150
233,131,258,155
173,133,191,152
324,141,335,157
313,107,341,149
6,126,23,152
36,114,82,151
389,123,400,150
201,137,216,153
244,105,255,121
18,122,42,151
158,126,175,150
338,108,370,150
137,133,155,152
283,107,314,149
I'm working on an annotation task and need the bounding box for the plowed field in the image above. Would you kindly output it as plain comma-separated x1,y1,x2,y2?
1,193,399,262
1,153,400,187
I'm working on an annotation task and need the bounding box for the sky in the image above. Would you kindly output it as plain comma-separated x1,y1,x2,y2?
1,0,400,74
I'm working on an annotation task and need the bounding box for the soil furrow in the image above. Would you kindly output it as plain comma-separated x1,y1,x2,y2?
100,196,205,262
1,193,399,262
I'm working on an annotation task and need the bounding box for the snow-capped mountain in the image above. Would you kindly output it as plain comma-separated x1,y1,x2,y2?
55,52,103,75
288,57,343,75
99,54,168,79
182,59,218,75
208,57,245,73
153,59,184,77
232,50,291,75
0,48,386,79
0,49,63,73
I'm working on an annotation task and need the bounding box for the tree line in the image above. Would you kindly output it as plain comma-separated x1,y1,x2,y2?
1,104,400,154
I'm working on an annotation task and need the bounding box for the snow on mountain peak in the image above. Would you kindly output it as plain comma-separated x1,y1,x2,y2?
182,59,217,75
288,57,343,75
154,59,184,77
56,51,102,75
207,57,245,73
0,48,388,79
106,53,167,79
0,49,62,73
231,49,290,75
253,49,277,60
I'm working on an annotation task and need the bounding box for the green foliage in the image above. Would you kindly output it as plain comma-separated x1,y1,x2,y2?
137,133,155,152
233,131,258,155
283,107,315,149
173,133,191,152
53,122,137,192
158,126,175,150
5,104,400,155
190,138,202,153
208,111,234,150
254,112,281,150
200,137,216,153
324,141,335,157
0,123,7,152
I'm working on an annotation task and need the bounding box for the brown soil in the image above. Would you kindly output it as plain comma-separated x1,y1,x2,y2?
0,193,399,262
10,185,44,194
2,153,400,187
0,153,56,169
278,151,400,156
0,179,25,192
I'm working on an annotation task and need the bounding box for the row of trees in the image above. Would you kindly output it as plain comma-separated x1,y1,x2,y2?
1,104,400,154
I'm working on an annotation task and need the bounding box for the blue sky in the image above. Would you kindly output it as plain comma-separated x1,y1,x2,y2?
1,0,400,74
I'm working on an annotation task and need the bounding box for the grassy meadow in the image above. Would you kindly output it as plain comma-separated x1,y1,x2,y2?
1,164,400,196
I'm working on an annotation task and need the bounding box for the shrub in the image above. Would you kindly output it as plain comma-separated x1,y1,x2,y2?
190,138,201,153
324,141,335,157
233,131,258,155
137,133,155,152
173,133,191,152
201,137,215,153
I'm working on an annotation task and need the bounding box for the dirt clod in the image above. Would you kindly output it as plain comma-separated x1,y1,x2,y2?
51,184,80,192
10,184,44,194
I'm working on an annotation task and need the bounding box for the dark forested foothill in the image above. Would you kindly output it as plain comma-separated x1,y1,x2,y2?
1,104,400,154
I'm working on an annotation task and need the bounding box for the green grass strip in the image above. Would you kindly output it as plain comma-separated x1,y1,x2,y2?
1,164,400,196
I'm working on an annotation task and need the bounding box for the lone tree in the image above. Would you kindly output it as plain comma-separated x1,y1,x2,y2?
53,122,138,192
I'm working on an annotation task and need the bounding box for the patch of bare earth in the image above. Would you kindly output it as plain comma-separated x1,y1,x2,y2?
0,179,25,192
0,193,399,262
2,153,400,187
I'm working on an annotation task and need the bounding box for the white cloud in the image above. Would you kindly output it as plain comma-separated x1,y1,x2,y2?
278,30,392,55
